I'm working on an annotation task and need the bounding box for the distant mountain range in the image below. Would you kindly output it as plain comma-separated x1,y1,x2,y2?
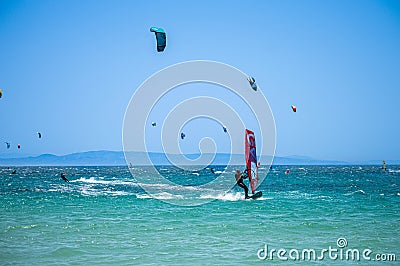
0,150,396,166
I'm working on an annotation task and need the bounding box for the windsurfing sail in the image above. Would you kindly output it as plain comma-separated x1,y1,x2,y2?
245,129,258,194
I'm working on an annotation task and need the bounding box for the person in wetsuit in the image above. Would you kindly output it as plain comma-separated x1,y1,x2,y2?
61,172,69,182
235,169,249,199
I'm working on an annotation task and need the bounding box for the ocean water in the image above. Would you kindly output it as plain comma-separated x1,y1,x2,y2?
1,165,399,265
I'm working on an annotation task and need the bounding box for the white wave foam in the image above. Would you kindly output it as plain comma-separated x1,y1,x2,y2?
200,192,243,201
71,177,136,186
345,190,366,196
71,177,107,184
136,194,152,199
315,195,331,200
200,192,268,201
388,169,400,173
139,182,213,192
136,192,183,200
80,189,131,197
284,191,331,200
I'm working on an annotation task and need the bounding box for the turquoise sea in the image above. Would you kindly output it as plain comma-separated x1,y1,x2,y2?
1,165,399,265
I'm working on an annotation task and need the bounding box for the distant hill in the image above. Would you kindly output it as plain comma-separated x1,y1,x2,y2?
0,150,396,166
0,151,125,166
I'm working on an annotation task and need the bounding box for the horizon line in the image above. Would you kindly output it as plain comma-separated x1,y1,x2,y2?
0,150,398,164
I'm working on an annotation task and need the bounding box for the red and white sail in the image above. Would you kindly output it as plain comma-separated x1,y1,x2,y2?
245,129,258,194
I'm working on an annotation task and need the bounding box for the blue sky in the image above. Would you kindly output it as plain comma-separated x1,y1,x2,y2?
0,0,399,161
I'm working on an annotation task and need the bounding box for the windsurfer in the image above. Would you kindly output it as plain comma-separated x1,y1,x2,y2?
235,169,249,199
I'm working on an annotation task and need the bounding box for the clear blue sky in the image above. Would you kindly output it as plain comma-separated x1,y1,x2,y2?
0,0,399,161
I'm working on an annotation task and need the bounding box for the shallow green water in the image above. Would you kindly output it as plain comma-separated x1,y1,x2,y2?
1,166,399,264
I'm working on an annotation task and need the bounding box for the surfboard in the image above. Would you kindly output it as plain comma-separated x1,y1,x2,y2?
249,191,262,199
